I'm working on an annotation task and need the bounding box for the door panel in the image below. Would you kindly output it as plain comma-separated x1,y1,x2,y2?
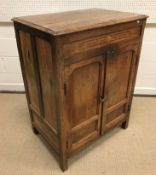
106,105,125,123
66,62,100,127
35,37,57,132
106,52,132,107
64,56,104,152
102,44,138,133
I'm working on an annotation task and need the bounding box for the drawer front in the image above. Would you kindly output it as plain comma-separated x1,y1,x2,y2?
63,26,141,59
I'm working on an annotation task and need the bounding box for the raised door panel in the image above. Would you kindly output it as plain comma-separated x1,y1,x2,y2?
19,31,41,113
35,37,57,133
102,44,138,133
64,56,105,153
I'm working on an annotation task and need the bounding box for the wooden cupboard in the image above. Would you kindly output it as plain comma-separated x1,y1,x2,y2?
12,8,148,171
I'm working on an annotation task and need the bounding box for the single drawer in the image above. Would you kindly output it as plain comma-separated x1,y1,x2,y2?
62,26,141,59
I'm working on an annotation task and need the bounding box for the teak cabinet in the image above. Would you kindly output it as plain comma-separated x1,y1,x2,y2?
12,9,148,171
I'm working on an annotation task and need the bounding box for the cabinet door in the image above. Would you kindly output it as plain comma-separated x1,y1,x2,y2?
64,56,105,153
102,43,138,133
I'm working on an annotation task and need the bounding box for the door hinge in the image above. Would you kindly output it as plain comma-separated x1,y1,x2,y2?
64,82,67,96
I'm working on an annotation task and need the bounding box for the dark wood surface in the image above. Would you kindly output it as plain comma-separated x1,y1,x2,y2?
12,8,148,35
13,8,147,171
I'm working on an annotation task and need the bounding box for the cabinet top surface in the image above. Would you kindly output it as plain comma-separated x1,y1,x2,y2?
13,8,148,36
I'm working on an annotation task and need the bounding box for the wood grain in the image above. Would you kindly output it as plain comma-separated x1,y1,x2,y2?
19,31,41,113
13,8,147,171
12,8,148,36
35,37,57,131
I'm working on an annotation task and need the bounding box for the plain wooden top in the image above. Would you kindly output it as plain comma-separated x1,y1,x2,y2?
12,8,148,36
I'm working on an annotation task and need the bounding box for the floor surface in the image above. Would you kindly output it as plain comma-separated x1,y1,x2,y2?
0,94,156,175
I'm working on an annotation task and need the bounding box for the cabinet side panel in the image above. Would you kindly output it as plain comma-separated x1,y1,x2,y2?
19,31,40,112
35,37,57,132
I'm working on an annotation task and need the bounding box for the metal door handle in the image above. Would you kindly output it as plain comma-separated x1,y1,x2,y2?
100,96,107,103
